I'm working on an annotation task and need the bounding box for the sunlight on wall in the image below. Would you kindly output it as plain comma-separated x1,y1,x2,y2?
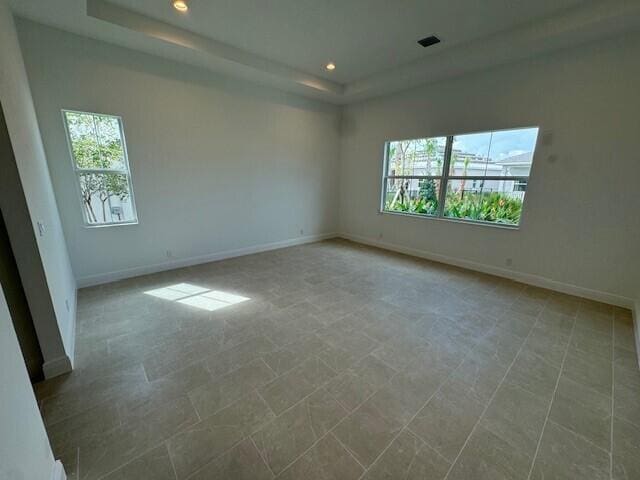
144,283,250,311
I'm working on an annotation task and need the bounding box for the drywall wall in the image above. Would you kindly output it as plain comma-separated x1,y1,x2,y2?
17,20,341,286
339,31,640,305
0,1,75,376
0,284,62,480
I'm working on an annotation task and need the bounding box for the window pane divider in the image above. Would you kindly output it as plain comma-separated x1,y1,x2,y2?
384,175,443,180
436,136,454,218
445,175,529,181
74,168,128,174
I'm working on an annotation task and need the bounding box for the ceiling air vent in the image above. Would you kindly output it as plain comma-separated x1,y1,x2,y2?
417,35,441,48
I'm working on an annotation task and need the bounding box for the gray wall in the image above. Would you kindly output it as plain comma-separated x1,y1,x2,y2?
17,20,342,286
339,32,640,305
0,1,75,377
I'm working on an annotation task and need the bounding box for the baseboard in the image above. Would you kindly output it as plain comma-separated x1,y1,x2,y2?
50,460,66,480
65,293,76,370
77,232,339,288
339,232,635,309
42,355,73,379
634,299,640,370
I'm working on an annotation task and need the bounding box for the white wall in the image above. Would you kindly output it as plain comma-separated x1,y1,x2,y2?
0,284,59,480
339,32,640,305
0,1,75,376
17,20,341,286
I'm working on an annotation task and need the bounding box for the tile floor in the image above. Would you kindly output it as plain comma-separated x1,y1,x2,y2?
34,239,640,479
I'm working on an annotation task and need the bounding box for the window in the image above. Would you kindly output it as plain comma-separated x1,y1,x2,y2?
382,127,539,227
63,110,138,226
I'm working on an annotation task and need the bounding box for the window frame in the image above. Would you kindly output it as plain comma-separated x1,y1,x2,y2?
380,126,539,229
62,109,139,228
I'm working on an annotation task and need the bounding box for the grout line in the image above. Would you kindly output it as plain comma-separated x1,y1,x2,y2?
525,311,578,480
255,388,277,417
545,418,612,454
187,394,202,422
331,431,368,471
250,435,277,479
406,426,452,465
439,311,545,480
165,442,179,480
96,442,170,480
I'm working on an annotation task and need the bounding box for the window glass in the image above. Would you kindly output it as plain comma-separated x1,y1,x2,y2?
382,127,539,227
63,111,137,226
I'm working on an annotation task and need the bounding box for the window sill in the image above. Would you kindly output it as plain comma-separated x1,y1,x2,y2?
83,220,139,229
379,210,520,230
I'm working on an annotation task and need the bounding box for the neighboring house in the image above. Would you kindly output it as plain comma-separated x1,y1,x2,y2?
389,149,533,201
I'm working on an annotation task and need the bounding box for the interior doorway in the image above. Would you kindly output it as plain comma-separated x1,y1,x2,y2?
0,113,44,382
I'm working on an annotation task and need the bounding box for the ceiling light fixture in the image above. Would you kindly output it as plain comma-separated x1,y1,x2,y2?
325,62,336,71
172,0,189,12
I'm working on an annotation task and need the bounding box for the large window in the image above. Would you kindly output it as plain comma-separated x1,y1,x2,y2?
63,110,138,226
382,127,539,227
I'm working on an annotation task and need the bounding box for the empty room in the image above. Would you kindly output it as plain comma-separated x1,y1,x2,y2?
1,0,640,479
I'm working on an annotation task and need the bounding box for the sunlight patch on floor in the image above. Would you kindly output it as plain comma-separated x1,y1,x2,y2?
144,283,250,311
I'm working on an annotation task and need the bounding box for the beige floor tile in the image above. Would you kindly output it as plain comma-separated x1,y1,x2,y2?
277,433,363,480
480,383,549,457
79,396,198,479
326,370,378,412
167,391,274,479
549,376,612,451
101,445,175,480
252,388,346,475
446,424,532,480
188,438,273,480
530,421,610,480
188,359,276,418
614,382,640,428
364,430,449,480
562,349,612,398
258,356,336,414
613,416,640,480
449,350,509,406
504,348,560,400
204,336,276,379
332,393,404,467
408,379,485,462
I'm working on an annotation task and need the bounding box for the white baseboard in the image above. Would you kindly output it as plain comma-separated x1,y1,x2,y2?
634,299,640,370
50,460,66,480
339,232,635,309
77,232,339,288
42,355,73,379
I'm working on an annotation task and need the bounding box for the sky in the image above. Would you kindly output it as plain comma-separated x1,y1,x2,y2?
453,127,539,161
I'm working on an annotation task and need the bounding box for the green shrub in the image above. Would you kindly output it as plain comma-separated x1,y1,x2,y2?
385,191,522,225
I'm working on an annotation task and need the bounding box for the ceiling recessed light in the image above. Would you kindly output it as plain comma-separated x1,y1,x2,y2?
172,0,189,12
325,62,336,71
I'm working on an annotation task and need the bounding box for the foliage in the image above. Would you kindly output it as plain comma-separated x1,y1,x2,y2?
443,191,522,224
385,194,438,216
66,112,130,223
388,138,440,176
419,178,438,204
385,190,522,225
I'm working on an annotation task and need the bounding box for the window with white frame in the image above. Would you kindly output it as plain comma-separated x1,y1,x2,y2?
63,110,138,226
382,127,539,227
